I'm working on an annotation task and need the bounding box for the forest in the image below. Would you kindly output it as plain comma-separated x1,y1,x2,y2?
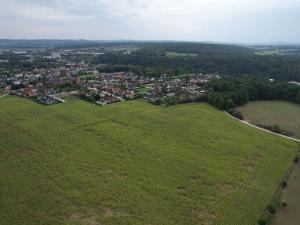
95,42,300,81
204,77,300,110
2,42,300,82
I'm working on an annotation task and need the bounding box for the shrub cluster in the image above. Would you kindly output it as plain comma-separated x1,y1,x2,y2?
205,77,300,110
226,108,244,120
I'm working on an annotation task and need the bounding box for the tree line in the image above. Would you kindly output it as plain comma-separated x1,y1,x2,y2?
94,43,300,81
204,77,300,110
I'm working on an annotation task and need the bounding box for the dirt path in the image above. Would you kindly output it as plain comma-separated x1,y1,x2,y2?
0,93,9,98
271,162,300,225
224,111,300,143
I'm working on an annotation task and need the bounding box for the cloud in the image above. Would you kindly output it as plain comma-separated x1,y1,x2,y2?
0,0,299,42
0,0,92,21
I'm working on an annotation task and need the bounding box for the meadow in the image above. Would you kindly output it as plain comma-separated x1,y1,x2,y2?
0,96,298,225
237,101,300,139
166,51,198,58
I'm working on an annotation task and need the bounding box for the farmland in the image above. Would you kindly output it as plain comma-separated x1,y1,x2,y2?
0,96,298,225
237,101,300,139
166,51,198,58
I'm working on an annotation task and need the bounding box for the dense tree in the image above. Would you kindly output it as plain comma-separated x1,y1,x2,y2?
94,43,300,81
205,77,300,109
296,90,300,104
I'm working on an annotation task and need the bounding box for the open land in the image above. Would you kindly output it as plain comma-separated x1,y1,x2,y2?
0,96,298,225
237,101,300,139
166,51,198,58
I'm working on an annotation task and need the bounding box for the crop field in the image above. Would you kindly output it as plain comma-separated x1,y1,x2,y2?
254,48,300,56
237,101,300,139
0,96,298,225
166,51,198,58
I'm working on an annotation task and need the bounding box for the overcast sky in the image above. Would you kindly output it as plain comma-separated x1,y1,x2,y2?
0,0,300,43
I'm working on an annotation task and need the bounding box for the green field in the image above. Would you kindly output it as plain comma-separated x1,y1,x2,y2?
254,49,300,56
166,52,198,58
135,86,151,93
237,101,300,139
0,96,298,225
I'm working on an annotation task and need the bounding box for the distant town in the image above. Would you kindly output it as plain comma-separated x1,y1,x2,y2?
0,47,220,106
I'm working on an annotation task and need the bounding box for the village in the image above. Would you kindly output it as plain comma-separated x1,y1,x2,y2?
0,48,220,106
0,67,220,106
0,68,220,106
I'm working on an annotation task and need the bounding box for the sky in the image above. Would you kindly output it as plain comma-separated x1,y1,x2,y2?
0,0,300,43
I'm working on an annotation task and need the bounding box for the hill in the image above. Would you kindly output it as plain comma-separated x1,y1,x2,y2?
0,39,102,48
0,96,298,225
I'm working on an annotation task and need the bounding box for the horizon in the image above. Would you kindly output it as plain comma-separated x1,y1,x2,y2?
1,38,300,46
0,0,300,43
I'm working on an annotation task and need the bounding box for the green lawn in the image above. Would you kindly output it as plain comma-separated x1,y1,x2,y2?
237,101,300,139
0,96,298,225
135,86,151,93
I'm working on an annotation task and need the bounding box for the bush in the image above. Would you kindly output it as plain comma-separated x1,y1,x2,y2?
270,125,281,133
280,200,287,208
258,218,267,225
257,124,285,134
281,180,288,189
294,156,299,163
226,108,244,120
197,95,208,102
95,94,100,101
153,98,162,105
133,93,143,99
267,204,277,214
164,96,178,106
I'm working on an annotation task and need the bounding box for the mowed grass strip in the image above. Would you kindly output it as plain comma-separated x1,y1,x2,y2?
0,96,298,225
237,100,300,139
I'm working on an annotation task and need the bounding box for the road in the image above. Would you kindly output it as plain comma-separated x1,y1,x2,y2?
224,111,300,225
50,95,66,103
224,111,300,143
0,93,9,98
271,162,300,225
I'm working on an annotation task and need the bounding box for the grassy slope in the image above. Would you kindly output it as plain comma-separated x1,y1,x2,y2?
0,96,298,225
237,101,300,139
